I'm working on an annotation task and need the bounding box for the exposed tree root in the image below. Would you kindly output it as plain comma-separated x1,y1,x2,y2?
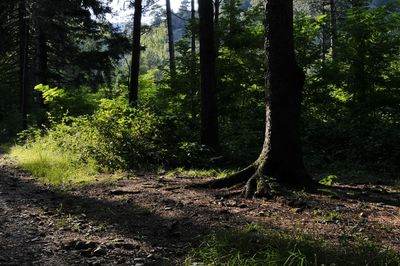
202,164,320,198
241,173,279,198
203,164,256,188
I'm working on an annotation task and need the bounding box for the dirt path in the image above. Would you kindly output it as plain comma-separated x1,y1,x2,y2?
0,156,399,265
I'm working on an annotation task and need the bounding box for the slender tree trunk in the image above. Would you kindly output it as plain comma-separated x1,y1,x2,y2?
330,0,338,61
321,1,329,63
191,0,196,57
129,0,143,106
166,0,176,80
19,0,29,130
34,25,47,86
199,0,219,149
34,19,48,126
229,0,235,35
190,0,197,122
208,0,312,196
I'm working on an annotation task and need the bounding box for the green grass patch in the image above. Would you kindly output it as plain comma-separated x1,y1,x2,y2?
167,167,236,178
10,141,101,187
185,224,400,266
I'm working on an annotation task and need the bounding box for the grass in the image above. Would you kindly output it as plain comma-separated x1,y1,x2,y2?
9,141,105,187
167,167,237,178
185,224,400,266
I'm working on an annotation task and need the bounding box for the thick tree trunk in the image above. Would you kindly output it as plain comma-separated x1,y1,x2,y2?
129,0,142,106
19,0,29,130
214,0,220,51
199,0,219,149
166,0,176,80
208,0,312,196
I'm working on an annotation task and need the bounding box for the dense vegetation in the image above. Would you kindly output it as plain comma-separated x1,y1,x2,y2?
1,0,399,264
2,0,398,180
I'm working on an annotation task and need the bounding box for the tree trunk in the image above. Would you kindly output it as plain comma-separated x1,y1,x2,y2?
229,0,236,35
329,0,337,61
214,0,220,51
321,1,329,63
34,21,47,110
208,0,312,196
34,25,47,86
19,0,29,130
190,0,196,122
129,0,143,106
33,20,49,126
166,0,176,80
191,0,196,58
199,0,219,149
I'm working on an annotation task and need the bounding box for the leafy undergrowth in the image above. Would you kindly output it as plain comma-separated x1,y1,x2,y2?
186,224,400,266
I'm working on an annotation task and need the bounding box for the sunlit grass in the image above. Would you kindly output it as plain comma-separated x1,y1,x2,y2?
167,167,236,178
10,141,101,187
185,224,400,266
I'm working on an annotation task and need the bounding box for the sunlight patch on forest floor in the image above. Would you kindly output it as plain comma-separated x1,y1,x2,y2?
8,144,123,188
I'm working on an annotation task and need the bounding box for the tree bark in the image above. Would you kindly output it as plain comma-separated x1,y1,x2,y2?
190,0,196,122
321,1,329,62
33,20,48,127
166,0,176,80
199,0,219,149
229,0,236,35
330,0,338,61
208,0,312,196
214,0,220,51
34,24,47,86
129,0,143,106
191,0,196,57
19,0,29,130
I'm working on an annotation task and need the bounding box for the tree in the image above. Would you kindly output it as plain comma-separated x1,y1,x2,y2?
330,0,338,60
165,0,176,80
0,0,21,139
129,0,143,106
190,0,196,59
209,0,313,196
179,0,191,13
198,0,219,149
19,0,29,129
214,0,221,50
190,0,197,113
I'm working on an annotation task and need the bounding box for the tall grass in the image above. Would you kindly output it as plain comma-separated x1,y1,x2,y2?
10,141,99,187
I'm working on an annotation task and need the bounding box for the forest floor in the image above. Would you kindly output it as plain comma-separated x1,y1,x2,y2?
0,153,399,265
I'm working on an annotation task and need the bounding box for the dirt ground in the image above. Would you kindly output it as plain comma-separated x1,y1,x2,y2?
0,155,399,265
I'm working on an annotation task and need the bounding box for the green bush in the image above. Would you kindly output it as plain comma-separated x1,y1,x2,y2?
34,84,99,121
12,95,215,177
